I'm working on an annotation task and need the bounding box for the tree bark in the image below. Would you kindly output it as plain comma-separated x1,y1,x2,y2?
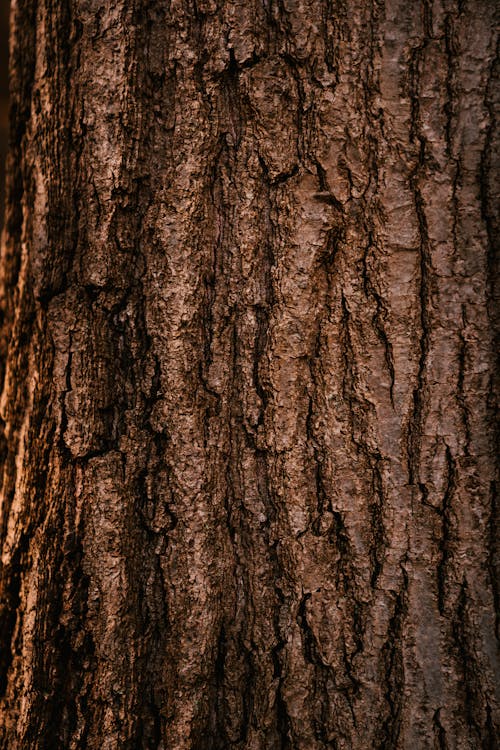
0,0,498,748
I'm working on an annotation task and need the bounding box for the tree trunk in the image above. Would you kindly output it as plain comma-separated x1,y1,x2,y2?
0,0,498,748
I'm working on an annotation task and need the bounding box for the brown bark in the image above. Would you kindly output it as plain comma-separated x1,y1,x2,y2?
0,1,498,748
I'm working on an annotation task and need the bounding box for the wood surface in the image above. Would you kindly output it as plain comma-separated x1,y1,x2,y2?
0,1,498,747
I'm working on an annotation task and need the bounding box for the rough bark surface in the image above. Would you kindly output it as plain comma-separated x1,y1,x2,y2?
0,0,498,748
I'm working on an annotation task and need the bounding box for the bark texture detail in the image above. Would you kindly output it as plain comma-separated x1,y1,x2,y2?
0,0,498,748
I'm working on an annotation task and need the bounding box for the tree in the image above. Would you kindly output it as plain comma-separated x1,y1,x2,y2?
0,0,498,747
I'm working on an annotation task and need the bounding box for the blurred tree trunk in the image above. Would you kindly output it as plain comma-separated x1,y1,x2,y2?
0,1,498,748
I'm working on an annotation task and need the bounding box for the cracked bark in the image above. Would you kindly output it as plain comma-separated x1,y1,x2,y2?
0,1,498,748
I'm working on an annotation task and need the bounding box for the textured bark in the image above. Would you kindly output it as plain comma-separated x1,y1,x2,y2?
0,2,9,229
0,0,498,748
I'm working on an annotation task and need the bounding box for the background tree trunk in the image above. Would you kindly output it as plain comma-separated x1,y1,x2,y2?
0,1,498,748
